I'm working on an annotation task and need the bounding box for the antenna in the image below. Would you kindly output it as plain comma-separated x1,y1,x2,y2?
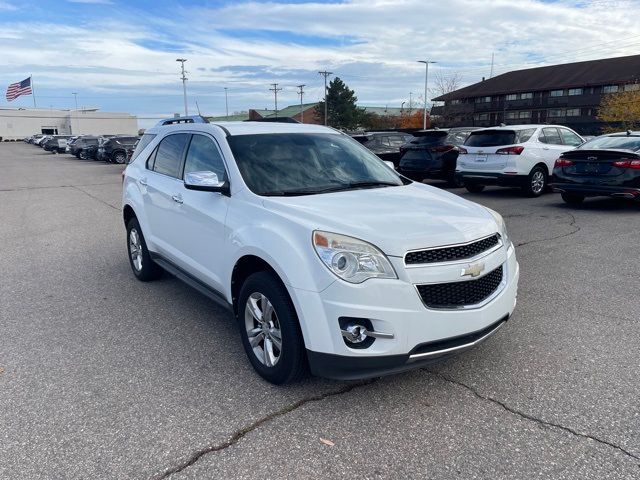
195,100,201,116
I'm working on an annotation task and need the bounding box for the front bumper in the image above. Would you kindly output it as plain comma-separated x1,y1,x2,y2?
294,244,519,380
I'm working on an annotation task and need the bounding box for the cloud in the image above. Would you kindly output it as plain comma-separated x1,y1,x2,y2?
2,0,640,115
67,0,114,4
0,1,17,11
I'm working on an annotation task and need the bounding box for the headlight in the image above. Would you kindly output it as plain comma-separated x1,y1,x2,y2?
313,231,397,283
486,208,511,247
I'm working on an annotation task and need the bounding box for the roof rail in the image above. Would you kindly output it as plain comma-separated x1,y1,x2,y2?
156,115,210,126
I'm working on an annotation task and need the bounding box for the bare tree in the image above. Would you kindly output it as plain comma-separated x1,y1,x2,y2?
429,71,463,126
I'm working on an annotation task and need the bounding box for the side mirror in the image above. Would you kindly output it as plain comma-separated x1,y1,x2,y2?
384,161,395,170
184,171,230,195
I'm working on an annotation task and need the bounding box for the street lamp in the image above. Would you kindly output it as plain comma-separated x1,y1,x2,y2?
176,58,188,116
418,60,436,129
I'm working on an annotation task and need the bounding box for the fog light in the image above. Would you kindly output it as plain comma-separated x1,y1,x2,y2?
342,324,368,343
338,317,394,350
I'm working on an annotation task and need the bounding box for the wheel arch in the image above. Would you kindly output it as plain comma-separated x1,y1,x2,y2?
123,204,137,227
231,255,285,317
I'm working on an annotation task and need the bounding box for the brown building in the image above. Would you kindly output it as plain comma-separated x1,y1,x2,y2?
431,54,640,135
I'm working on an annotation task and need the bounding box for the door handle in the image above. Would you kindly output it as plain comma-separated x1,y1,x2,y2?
171,194,183,204
542,147,550,150
139,178,148,186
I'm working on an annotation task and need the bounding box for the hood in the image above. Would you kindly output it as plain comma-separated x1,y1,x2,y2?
261,183,497,257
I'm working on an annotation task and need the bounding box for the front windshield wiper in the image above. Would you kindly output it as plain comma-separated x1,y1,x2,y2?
261,181,400,197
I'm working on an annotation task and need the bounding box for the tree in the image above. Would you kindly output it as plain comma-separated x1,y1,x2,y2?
430,71,463,127
315,77,361,129
598,89,640,132
399,110,425,129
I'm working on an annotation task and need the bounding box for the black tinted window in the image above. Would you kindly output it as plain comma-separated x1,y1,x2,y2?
540,128,562,145
152,134,189,178
131,133,156,162
413,132,448,145
183,135,227,182
465,130,516,147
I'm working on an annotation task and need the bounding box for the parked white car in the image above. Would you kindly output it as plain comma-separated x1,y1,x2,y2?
122,118,519,384
456,125,584,196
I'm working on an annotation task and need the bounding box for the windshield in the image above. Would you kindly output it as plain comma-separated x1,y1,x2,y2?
228,133,404,196
411,131,448,145
578,135,640,151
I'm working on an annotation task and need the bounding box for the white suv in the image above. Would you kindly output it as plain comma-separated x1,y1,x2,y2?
122,118,519,384
457,125,584,196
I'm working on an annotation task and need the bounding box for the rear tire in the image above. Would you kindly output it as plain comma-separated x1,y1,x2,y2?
561,193,585,205
113,151,127,164
238,271,307,384
126,217,163,281
448,174,464,188
522,166,547,197
465,183,485,193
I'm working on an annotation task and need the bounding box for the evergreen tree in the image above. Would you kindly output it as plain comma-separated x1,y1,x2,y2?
315,77,361,129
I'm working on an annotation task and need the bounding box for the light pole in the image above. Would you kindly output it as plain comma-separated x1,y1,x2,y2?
72,92,78,110
176,58,188,116
224,87,229,119
409,92,413,116
72,92,79,134
418,60,436,129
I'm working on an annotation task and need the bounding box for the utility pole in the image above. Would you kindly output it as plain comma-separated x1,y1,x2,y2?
269,83,282,118
418,60,436,129
318,70,333,126
296,84,306,123
224,87,229,119
176,58,188,116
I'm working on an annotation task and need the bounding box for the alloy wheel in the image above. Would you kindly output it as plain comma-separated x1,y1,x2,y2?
531,170,545,194
129,228,143,271
244,292,283,367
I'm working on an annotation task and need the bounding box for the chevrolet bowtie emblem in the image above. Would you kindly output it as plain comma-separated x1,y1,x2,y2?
462,262,485,278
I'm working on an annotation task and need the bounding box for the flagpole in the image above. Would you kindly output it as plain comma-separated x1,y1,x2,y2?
31,75,37,108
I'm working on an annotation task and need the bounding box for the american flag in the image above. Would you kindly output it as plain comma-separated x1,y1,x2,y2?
6,77,32,102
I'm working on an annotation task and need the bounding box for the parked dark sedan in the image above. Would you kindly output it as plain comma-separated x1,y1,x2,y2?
97,136,140,163
397,127,480,186
550,132,640,205
351,132,414,167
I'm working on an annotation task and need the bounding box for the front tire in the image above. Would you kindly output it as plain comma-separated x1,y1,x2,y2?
238,271,307,384
561,193,585,205
126,217,163,281
523,166,547,197
113,151,127,164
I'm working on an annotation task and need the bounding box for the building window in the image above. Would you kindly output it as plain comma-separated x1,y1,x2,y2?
568,88,583,96
550,90,565,97
565,108,581,117
520,92,533,99
506,94,517,101
475,96,491,103
602,85,619,93
518,111,531,119
475,113,489,121
624,83,640,92
548,109,565,117
505,111,518,119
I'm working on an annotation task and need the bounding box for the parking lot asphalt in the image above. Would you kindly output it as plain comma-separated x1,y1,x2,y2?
1,142,639,479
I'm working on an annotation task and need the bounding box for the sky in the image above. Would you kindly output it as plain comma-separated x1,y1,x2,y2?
1,0,640,127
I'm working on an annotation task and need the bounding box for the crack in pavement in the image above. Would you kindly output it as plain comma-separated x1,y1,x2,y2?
427,370,640,465
72,185,121,211
0,181,120,192
513,212,581,248
151,378,377,479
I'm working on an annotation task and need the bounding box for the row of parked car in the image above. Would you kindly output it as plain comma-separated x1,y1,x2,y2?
354,125,639,205
24,133,140,164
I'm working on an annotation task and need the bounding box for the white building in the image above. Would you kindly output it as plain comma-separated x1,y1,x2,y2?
0,108,138,140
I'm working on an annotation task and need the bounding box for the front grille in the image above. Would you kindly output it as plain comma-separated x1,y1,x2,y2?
416,265,504,309
406,234,500,265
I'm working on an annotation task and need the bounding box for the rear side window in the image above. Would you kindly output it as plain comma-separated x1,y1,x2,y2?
445,130,475,145
183,134,227,182
465,130,516,147
540,128,562,145
516,129,536,143
131,133,156,162
152,133,189,178
559,129,583,146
